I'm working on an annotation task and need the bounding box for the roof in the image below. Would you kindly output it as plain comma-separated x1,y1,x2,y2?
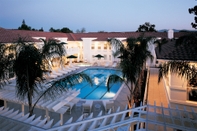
67,32,169,41
155,39,197,61
0,28,190,43
0,28,40,43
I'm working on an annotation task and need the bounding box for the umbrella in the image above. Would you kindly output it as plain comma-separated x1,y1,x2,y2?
94,54,104,60
67,55,77,59
67,55,77,65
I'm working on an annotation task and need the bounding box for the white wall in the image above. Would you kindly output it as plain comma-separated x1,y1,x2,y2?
81,38,97,63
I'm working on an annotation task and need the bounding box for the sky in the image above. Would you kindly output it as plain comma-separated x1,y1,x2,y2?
0,0,196,32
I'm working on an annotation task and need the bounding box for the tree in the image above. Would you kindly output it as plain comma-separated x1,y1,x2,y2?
0,44,14,87
11,37,92,116
40,38,66,70
61,27,73,33
76,27,86,33
189,5,197,29
136,22,157,32
108,35,153,108
49,27,73,33
18,19,31,30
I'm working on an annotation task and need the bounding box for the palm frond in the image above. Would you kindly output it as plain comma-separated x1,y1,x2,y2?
158,61,197,83
41,73,93,99
106,74,123,92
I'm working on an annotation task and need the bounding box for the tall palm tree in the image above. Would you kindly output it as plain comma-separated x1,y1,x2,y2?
12,38,92,116
107,35,153,107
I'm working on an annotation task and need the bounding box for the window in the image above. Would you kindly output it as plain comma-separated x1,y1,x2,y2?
109,45,111,50
104,43,107,49
91,44,94,49
98,44,101,49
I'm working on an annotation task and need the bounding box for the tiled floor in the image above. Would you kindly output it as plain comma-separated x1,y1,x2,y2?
147,68,169,107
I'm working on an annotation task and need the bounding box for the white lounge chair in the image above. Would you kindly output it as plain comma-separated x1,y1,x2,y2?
82,100,93,113
64,98,80,114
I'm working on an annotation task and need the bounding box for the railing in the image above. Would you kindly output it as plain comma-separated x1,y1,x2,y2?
143,68,150,106
0,102,197,130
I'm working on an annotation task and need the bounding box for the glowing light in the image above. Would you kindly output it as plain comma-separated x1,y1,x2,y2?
105,92,115,98
94,77,99,85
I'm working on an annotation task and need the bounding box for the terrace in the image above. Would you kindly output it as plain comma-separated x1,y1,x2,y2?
0,67,196,130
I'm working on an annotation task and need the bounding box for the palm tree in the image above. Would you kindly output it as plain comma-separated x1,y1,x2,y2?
0,43,14,87
158,32,197,86
12,38,92,116
40,38,66,70
108,35,153,108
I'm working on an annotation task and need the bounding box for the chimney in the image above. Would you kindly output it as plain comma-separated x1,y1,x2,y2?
168,29,174,39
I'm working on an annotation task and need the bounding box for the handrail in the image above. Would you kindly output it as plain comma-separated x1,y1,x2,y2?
143,68,150,106
30,105,147,131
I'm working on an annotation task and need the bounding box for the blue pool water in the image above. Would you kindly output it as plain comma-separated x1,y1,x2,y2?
60,68,123,100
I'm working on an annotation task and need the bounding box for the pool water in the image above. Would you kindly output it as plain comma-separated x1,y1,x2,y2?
62,68,122,100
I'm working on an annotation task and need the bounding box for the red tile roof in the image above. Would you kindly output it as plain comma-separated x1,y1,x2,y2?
0,28,190,43
0,28,39,43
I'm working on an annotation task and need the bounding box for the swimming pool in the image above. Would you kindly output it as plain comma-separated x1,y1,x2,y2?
76,68,122,100
67,68,123,100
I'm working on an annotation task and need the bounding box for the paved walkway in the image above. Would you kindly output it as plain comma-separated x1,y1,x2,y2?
147,68,168,107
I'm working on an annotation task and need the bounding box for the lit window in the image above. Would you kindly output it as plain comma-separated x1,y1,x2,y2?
98,44,101,49
104,43,107,49
91,44,94,49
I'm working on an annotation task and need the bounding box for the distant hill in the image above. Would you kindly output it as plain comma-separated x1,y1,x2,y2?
158,29,196,32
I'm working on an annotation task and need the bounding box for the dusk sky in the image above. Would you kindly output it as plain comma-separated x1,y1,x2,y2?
0,0,196,32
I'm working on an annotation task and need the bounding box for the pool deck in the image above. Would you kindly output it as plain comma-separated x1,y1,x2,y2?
5,66,168,127
6,66,130,125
